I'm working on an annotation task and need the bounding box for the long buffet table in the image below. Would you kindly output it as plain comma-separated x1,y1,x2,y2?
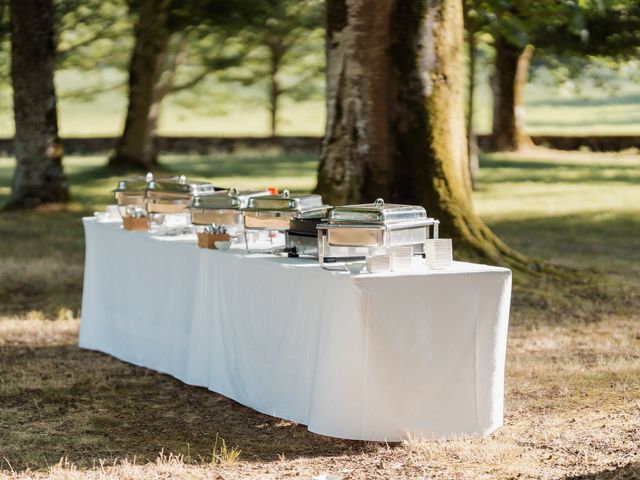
79,217,512,441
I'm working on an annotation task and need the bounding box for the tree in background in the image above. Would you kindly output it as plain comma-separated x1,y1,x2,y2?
462,0,491,187
168,0,324,137
477,0,640,152
315,0,530,266
54,0,133,98
0,0,11,132
6,0,69,209
531,0,640,87
219,0,324,136
491,35,534,151
0,0,133,124
110,0,262,169
110,0,173,169
471,0,586,151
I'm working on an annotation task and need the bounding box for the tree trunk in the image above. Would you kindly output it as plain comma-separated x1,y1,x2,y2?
464,11,479,188
5,0,69,210
315,0,533,268
267,39,285,137
514,44,534,149
110,0,172,170
147,33,186,150
490,36,533,151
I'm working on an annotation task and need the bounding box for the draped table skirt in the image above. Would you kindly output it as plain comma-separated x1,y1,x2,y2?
79,218,512,441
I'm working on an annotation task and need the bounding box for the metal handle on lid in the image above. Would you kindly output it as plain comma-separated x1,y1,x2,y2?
282,189,290,199
229,187,238,196
146,172,154,182
374,198,385,207
179,175,187,184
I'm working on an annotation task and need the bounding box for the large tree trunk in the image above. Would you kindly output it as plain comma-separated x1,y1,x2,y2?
490,36,533,151
6,0,69,210
110,0,172,170
315,0,532,268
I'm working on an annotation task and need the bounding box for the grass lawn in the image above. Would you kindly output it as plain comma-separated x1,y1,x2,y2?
0,149,639,479
1,68,640,137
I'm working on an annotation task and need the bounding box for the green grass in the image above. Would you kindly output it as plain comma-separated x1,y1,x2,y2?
1,148,639,318
472,79,640,136
474,149,640,285
2,67,640,136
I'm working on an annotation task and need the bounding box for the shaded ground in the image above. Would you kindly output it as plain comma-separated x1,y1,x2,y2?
0,148,639,478
1,317,638,479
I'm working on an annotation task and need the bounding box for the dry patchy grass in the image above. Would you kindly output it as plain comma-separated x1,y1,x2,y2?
0,317,638,479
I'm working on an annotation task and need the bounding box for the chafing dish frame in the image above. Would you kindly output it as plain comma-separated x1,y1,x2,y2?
241,189,331,253
146,175,219,214
316,199,439,267
189,188,271,228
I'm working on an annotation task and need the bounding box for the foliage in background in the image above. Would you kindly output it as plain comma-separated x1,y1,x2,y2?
54,0,133,99
172,0,324,135
1,0,639,138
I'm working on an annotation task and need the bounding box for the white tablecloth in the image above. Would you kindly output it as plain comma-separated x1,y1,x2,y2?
79,218,512,441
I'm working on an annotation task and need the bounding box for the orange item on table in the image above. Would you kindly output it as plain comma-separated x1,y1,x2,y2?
267,187,279,195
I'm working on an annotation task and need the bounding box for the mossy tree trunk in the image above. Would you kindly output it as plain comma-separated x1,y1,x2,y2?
490,35,533,151
110,0,172,170
6,0,70,210
315,0,535,269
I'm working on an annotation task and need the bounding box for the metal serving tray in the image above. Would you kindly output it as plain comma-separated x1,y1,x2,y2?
242,190,331,230
316,198,439,266
113,172,156,209
146,175,218,214
189,188,271,226
242,190,331,253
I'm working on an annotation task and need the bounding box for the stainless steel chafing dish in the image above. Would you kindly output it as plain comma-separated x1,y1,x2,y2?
113,172,158,230
146,175,218,214
316,198,439,267
242,190,331,253
189,188,271,233
114,172,152,214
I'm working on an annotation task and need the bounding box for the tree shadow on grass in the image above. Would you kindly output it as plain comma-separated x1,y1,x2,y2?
527,116,640,130
487,210,640,279
479,157,640,185
0,211,87,319
0,344,372,471
160,154,318,180
527,92,640,108
561,462,640,480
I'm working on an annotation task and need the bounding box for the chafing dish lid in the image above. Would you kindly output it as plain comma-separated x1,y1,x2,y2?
146,175,216,196
328,198,427,224
190,188,271,209
113,172,156,194
244,189,330,215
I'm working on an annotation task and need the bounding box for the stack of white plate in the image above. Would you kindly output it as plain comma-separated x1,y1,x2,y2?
366,254,392,273
389,245,413,272
425,239,453,269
